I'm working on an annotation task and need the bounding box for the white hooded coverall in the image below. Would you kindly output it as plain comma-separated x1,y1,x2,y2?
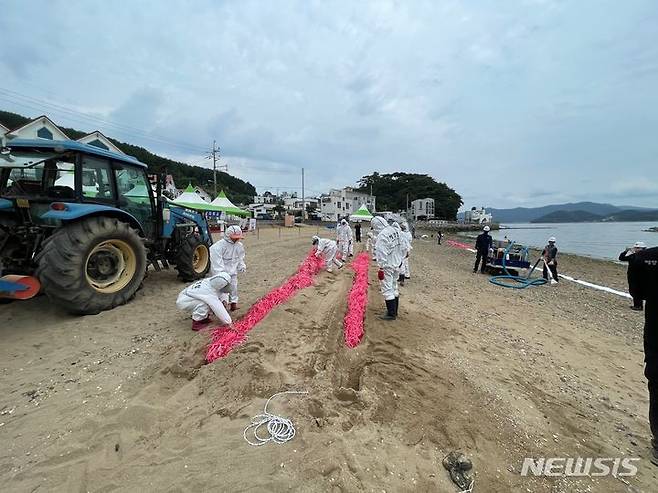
336,220,353,259
401,226,413,278
370,216,388,261
374,224,406,301
315,238,342,271
176,274,233,324
209,228,246,303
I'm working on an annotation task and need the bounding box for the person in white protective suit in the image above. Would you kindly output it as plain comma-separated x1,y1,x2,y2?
399,222,413,285
336,219,353,260
176,272,233,331
373,216,407,320
370,216,388,263
209,224,246,311
365,231,374,252
312,236,344,272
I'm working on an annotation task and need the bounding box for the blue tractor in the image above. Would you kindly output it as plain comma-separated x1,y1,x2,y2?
0,137,213,314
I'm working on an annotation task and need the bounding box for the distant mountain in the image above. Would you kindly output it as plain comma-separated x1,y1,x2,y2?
486,202,655,223
531,210,604,223
604,210,658,222
532,208,658,223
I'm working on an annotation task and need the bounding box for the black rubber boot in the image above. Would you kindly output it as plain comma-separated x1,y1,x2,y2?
394,297,399,317
398,274,405,286
379,299,396,320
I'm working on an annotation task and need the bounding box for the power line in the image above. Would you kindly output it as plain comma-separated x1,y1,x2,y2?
0,93,205,154
0,87,207,151
0,87,207,153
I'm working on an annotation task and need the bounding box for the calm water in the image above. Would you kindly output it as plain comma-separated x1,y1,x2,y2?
487,222,658,261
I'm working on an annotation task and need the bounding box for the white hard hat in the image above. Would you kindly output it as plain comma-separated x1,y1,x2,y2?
225,225,243,241
341,219,348,225
634,241,647,249
548,236,556,243
483,226,490,232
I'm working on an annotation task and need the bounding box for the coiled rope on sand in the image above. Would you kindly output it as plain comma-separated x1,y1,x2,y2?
243,391,309,446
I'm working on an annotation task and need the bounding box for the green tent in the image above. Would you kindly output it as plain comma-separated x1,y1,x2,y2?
350,204,374,221
209,190,250,217
171,184,215,211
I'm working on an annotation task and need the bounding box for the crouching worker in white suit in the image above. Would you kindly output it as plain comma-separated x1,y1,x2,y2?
312,236,344,272
176,272,233,331
210,225,246,312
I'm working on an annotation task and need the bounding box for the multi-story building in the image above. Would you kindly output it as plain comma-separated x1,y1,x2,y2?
253,191,277,204
410,198,435,220
319,187,376,222
464,207,492,224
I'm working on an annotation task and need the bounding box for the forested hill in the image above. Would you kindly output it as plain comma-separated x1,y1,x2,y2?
531,209,658,223
0,110,256,205
357,172,463,220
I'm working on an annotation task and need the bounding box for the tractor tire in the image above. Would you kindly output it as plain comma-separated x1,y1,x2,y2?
174,234,211,281
35,217,146,315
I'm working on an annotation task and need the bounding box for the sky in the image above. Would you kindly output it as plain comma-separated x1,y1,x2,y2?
1,0,657,209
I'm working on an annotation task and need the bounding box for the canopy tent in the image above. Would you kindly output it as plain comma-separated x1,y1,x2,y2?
208,190,250,217
172,184,216,211
349,204,374,222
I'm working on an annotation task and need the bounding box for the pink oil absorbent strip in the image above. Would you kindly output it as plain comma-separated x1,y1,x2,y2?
447,239,474,251
343,252,370,348
206,250,325,362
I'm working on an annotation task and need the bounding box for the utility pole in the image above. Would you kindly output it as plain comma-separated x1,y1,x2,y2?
406,193,409,221
301,167,305,221
206,140,221,197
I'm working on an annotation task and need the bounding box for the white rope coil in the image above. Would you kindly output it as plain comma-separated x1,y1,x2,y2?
243,390,308,446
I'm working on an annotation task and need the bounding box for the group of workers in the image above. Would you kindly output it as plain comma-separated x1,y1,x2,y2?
176,214,413,329
312,214,412,321
473,225,559,281
176,225,246,331
174,217,658,465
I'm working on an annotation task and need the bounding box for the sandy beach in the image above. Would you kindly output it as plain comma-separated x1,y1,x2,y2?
1,226,656,492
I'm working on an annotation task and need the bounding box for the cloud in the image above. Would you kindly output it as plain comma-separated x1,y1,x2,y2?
0,0,656,209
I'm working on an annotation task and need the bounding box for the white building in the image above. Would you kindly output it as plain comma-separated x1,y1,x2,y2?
253,192,276,204
247,203,277,217
2,115,126,156
76,130,124,154
281,196,320,213
320,187,376,222
464,207,492,224
410,198,435,220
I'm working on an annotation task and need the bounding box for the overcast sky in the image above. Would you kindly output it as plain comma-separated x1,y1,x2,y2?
1,0,657,209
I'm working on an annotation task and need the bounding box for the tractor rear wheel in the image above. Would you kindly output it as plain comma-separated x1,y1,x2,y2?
36,217,146,315
174,234,211,281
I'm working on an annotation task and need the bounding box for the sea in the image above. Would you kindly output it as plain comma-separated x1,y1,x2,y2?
486,222,658,261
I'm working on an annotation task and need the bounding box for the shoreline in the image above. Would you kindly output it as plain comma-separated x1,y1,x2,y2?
437,231,632,292
451,230,641,264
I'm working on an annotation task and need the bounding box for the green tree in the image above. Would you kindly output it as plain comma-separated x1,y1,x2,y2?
356,172,462,220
